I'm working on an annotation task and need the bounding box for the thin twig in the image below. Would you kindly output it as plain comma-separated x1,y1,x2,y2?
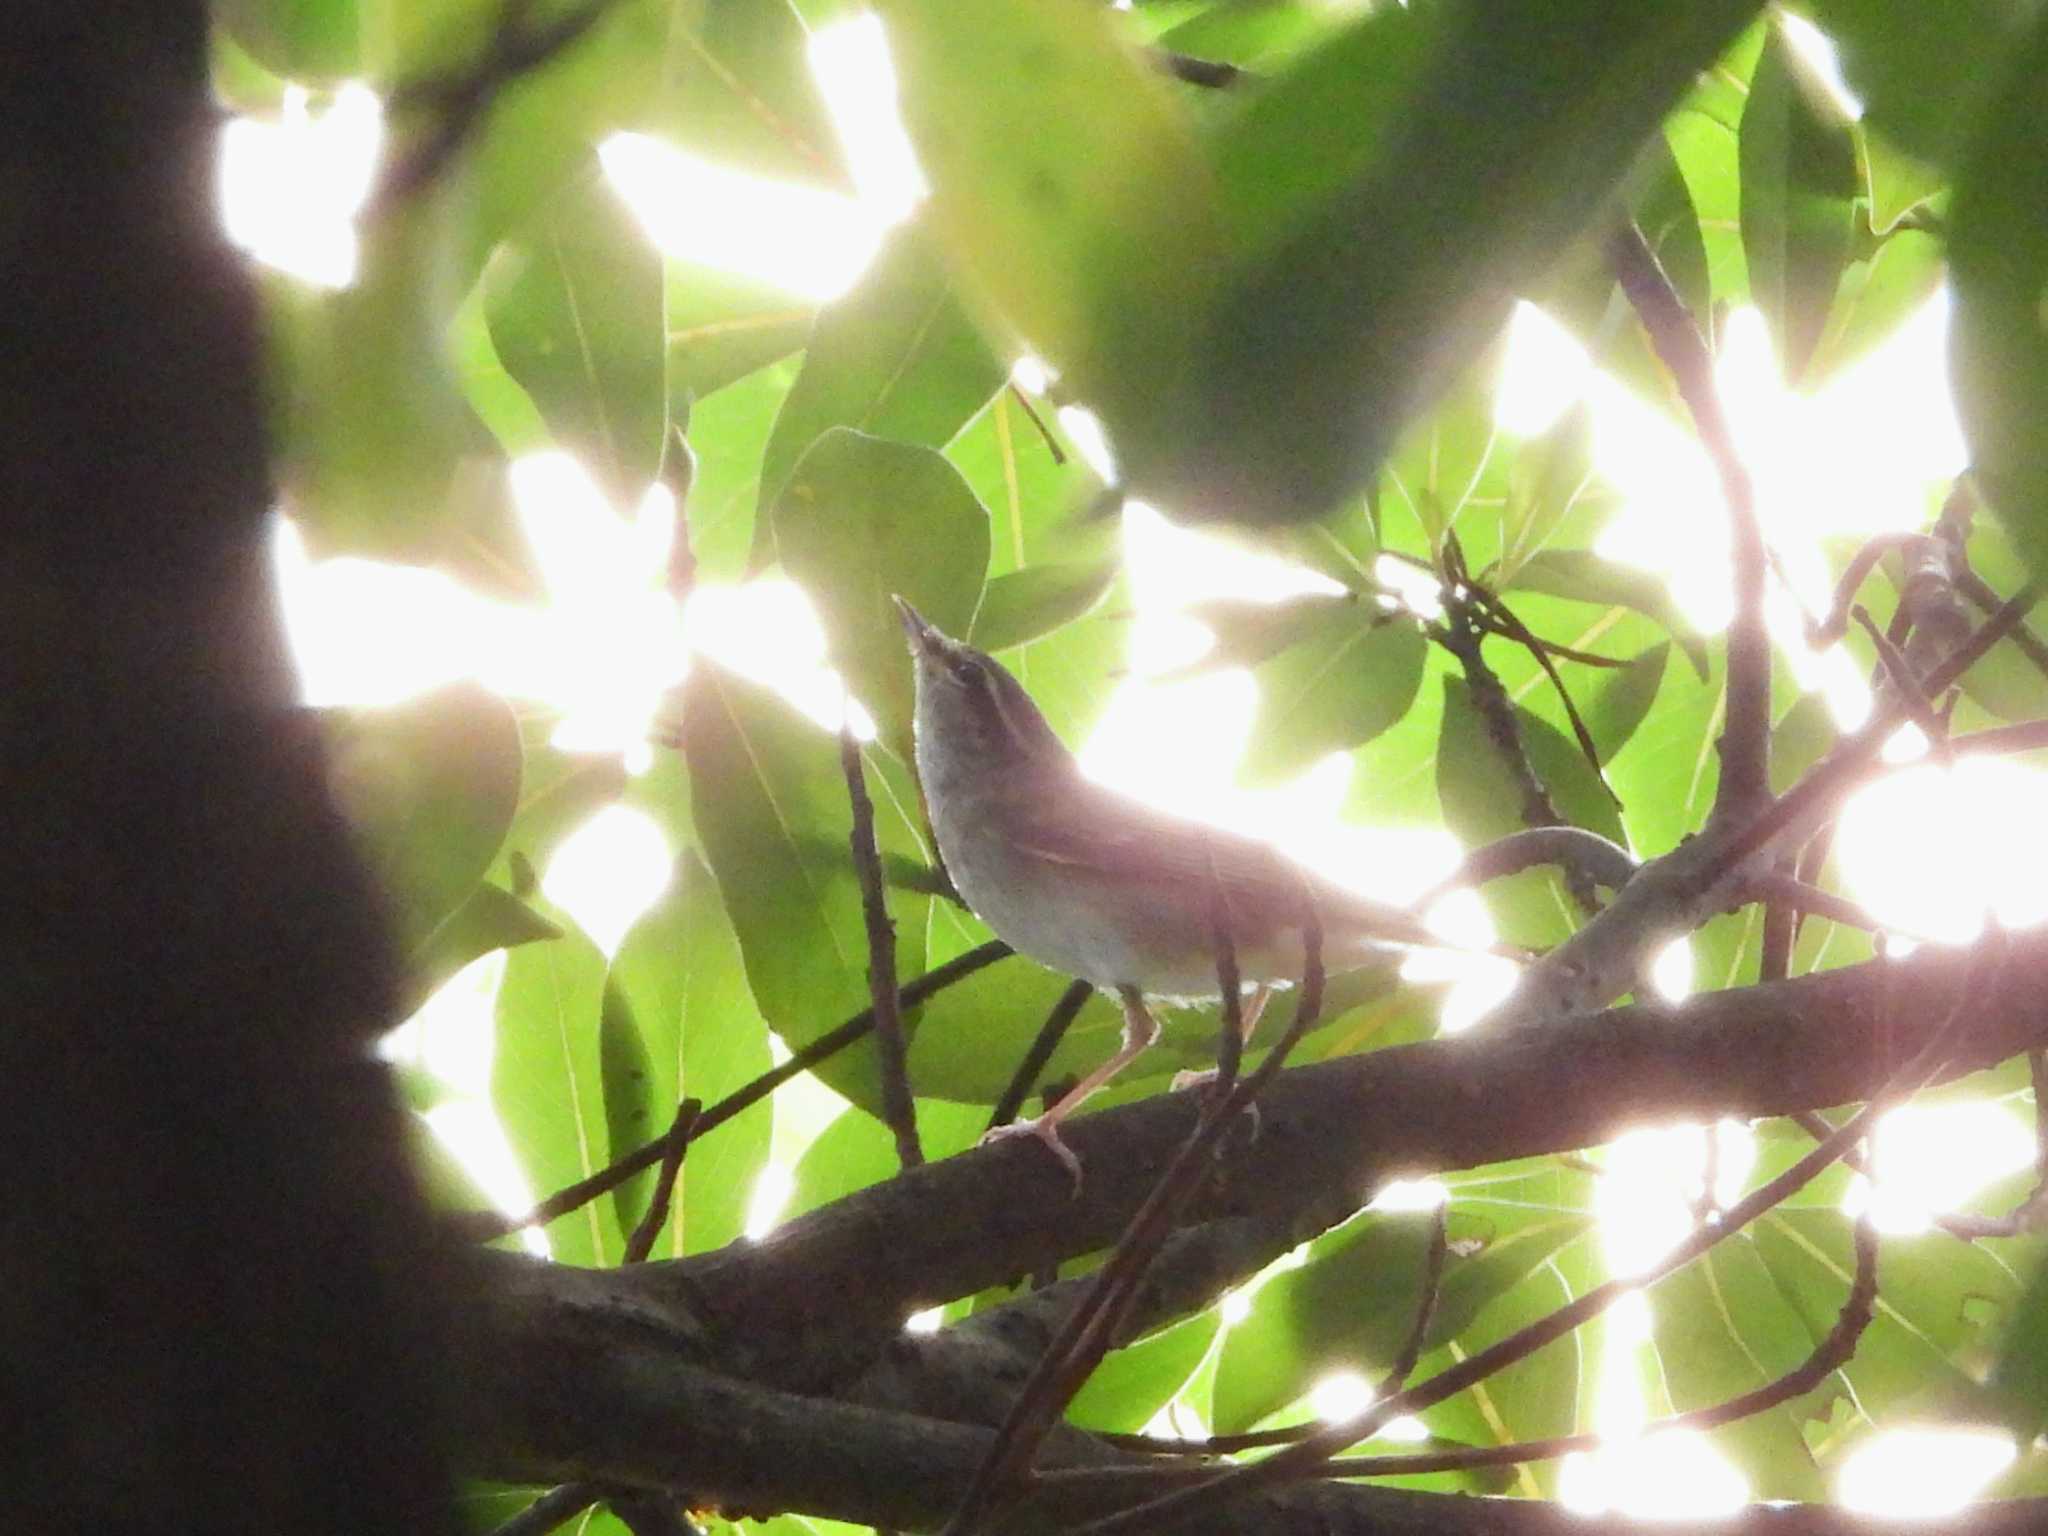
1852,605,1952,759
1467,586,1614,782
1956,567,2048,683
989,979,1095,1133
940,916,1327,1536
1421,826,1638,905
466,941,1011,1239
1207,866,1245,1099
1076,1209,1880,1484
1701,587,2039,885
1607,222,1771,818
1742,870,1925,942
1809,533,1923,646
1064,937,1997,1536
1467,614,1631,669
841,721,921,1169
1376,1203,1450,1400
608,1491,704,1536
622,1099,700,1265
1005,382,1068,467
487,1482,599,1536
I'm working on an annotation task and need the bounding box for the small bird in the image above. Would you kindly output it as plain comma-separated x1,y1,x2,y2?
896,597,1453,1184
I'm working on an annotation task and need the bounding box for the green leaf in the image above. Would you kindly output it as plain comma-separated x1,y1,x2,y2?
1991,1255,2048,1438
328,681,522,952
970,560,1118,654
1805,0,2042,174
599,978,659,1235
404,883,562,1013
1239,610,1427,785
785,1098,987,1222
1855,121,1945,237
1206,3,1429,253
680,662,930,1111
492,922,619,1266
770,428,991,750
646,0,845,188
486,718,629,891
1804,226,1944,385
1068,1308,1221,1433
1651,1233,1830,1499
683,355,803,581
608,852,775,1258
1212,1209,1444,1433
216,0,359,79
1664,21,1766,307
1122,0,1765,525
1212,1198,1592,1433
905,900,1119,1106
1506,549,1711,678
1740,25,1859,384
1377,365,1501,558
878,0,1226,413
268,199,481,560
457,0,675,265
756,228,1005,533
1498,406,1616,579
1436,677,1618,948
945,386,1112,581
486,171,668,502
1582,644,1671,766
1948,12,2048,581
665,273,812,404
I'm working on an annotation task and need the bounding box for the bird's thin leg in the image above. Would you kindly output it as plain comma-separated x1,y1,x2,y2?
1170,983,1272,1096
983,985,1158,1191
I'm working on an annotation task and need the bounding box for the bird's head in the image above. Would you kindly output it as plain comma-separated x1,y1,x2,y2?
894,596,1069,773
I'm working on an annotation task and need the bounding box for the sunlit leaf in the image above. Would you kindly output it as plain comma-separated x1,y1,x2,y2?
493,921,620,1266
328,681,522,951
405,883,561,1014
1805,0,2041,174
684,354,802,580
1239,609,1427,785
756,228,1005,531
680,662,930,1110
269,199,482,560
1068,1308,1221,1433
879,0,1224,422
486,171,669,502
217,0,359,79
970,560,1117,654
1740,25,1859,385
1506,549,1711,677
1804,226,1943,385
1582,643,1671,766
1122,0,1765,526
1948,12,2048,580
770,427,991,750
785,1098,985,1222
608,851,775,1257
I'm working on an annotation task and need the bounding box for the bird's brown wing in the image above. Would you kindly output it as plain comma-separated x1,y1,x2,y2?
1000,775,1439,948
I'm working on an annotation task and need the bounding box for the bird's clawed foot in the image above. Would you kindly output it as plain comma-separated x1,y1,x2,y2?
981,1115,1085,1195
1169,1067,1262,1142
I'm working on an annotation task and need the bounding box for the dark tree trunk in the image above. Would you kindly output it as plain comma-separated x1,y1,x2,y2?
0,7,455,1529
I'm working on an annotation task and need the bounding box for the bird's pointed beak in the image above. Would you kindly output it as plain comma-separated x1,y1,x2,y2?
893,594,939,656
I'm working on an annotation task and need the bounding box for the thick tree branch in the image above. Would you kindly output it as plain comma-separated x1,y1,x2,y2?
483,929,2048,1403
455,1264,2048,1535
